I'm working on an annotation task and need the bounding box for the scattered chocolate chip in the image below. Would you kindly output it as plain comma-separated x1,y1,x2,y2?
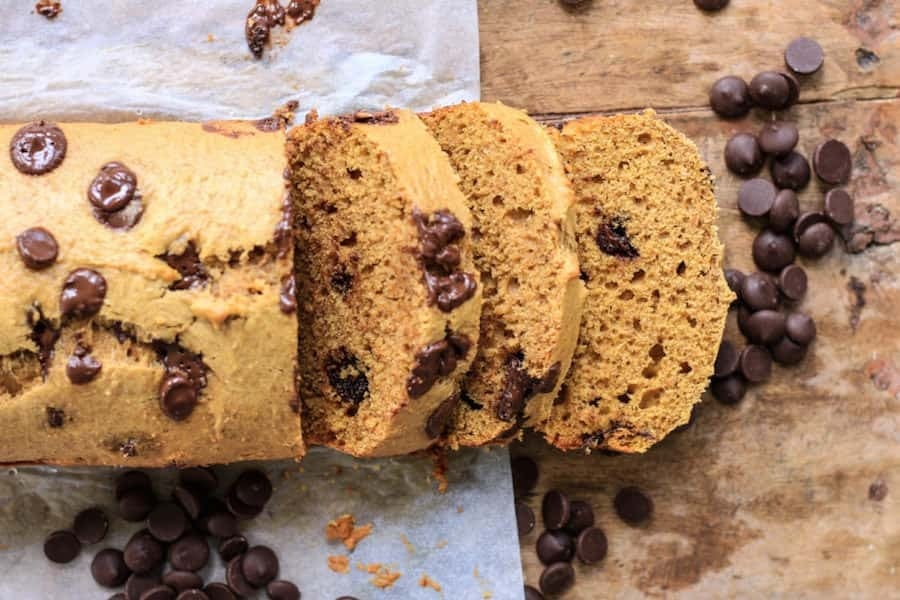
172,485,202,521
124,529,165,574
233,469,273,508
724,269,745,302
539,562,575,595
204,583,237,600
744,310,786,345
46,406,65,428
159,375,199,422
120,488,156,522
497,352,534,421
279,274,297,314
266,580,301,600
162,571,204,593
771,336,807,365
66,345,102,384
92,548,131,588
73,507,108,545
174,590,207,600
740,272,779,311
769,189,800,233
711,374,746,404
542,490,571,530
785,37,824,75
241,546,279,588
758,121,799,156
168,533,210,572
138,585,176,600
714,340,740,378
126,572,161,600
868,479,888,502
110,594,127,600
425,394,460,439
778,264,807,301
771,151,811,190
60,268,107,317
9,121,67,175
694,0,728,10
780,71,800,107
226,488,264,520
147,502,188,543
202,510,239,539
813,139,852,185
739,345,773,383
614,487,653,524
325,348,369,408
785,312,816,345
752,229,796,272
564,500,595,535
179,467,218,495
536,530,574,565
738,178,777,217
116,470,152,499
524,586,545,600
749,71,791,110
709,76,752,118
797,222,835,258
219,535,248,562
516,501,536,537
793,211,828,240
824,188,855,226
575,527,608,564
596,217,639,259
16,227,58,270
226,555,256,596
413,209,477,311
724,133,763,176
512,456,539,495
44,530,81,563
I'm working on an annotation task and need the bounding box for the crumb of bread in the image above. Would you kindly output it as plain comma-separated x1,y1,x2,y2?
137,119,154,125
325,514,355,541
419,574,442,592
344,522,373,551
435,540,448,549
206,34,215,42
371,567,402,589
482,593,493,599
357,562,382,574
327,554,350,574
456,506,464,513
305,108,319,125
430,448,449,494
401,534,415,555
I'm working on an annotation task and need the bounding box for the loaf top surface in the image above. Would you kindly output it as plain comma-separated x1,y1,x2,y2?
0,120,301,466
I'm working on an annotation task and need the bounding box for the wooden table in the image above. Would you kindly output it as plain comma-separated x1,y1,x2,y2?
478,1,900,597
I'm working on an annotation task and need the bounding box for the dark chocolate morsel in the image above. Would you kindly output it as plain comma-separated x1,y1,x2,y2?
536,530,574,565
711,374,746,405
614,486,653,524
44,530,81,563
752,229,795,272
73,507,109,545
539,562,575,595
266,580,301,600
769,189,799,233
60,268,107,317
91,548,131,588
542,490,571,530
739,345,773,383
785,312,816,345
709,76,751,118
785,37,825,75
16,227,58,270
516,501,535,537
596,217,638,259
9,121,67,175
575,527,608,564
744,310,786,345
778,264,807,301
824,188,855,226
724,133,763,176
770,151,811,190
159,375,199,421
758,121,799,156
241,545,279,588
813,139,852,185
713,340,740,378
749,71,791,110
771,336,808,365
737,178,776,217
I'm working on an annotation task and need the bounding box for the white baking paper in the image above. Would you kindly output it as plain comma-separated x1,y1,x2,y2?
0,1,524,598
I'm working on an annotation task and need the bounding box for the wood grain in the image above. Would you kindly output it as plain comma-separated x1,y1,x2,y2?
479,0,900,114
514,99,900,598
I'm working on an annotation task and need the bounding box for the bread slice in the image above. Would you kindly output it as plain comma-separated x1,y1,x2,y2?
287,109,482,457
541,110,731,453
422,102,585,446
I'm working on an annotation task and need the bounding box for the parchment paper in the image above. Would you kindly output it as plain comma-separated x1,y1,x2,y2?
0,1,524,598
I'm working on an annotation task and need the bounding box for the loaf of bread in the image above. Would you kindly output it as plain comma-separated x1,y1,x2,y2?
287,109,482,457
0,120,302,466
541,111,731,453
422,102,585,447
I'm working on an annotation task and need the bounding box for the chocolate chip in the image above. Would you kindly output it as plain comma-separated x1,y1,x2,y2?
694,0,728,10
771,336,807,365
714,340,740,378
116,470,152,499
542,490,571,530
709,76,751,118
749,71,791,110
785,37,824,75
266,580,301,600
575,527,608,564
138,586,176,600
279,274,297,314
512,456,539,495
413,209,477,311
73,507,108,545
564,500,595,535
739,345,772,383
218,535,248,562
242,546,279,588
120,488,156,522
169,533,210,572
44,530,81,563
233,469,273,508
824,188,855,226
524,585,545,600
426,271,478,312
66,345,102,384
797,222,835,258
172,485,202,521
159,242,208,290
89,162,138,212
785,311,816,345
202,510,239,539
46,406,65,428
813,139,852,185
60,268,107,317
769,189,800,233
124,529,165,574
596,217,638,258
159,375,199,421
126,572,161,600
179,467,218,495
147,502,188,543
174,590,207,600
758,121,799,156
771,151,811,190
711,374,746,405
497,352,535,421
614,487,653,524
536,530,574,565
110,595,128,600
407,334,471,398
95,195,145,230
778,264,807,301
780,71,800,107
740,272,779,311
724,269,745,302
752,229,795,272
793,211,828,241
330,267,353,295
92,548,131,588
226,488,264,520
539,562,575,595
264,0,286,25
9,121,67,175
724,133,763,176
425,394,460,439
516,501,535,537
325,348,369,408
16,227,58,270
203,583,237,600
162,571,204,593
744,310,786,345
738,178,777,217
246,2,270,58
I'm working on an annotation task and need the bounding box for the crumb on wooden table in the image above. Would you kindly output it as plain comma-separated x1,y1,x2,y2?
419,574,442,592
327,554,350,574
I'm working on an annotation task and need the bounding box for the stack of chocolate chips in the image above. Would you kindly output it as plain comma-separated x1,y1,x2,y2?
43,467,301,600
708,37,854,405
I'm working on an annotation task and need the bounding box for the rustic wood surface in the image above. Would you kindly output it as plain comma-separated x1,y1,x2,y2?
478,1,900,597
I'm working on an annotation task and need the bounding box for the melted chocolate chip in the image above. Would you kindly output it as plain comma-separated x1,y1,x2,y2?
66,343,102,384
264,0,286,26
425,394,460,439
9,121,67,175
46,406,65,428
286,0,319,21
159,376,198,421
88,162,138,212
330,267,353,295
460,386,483,410
497,352,533,422
279,274,297,314
407,333,472,398
425,271,478,312
158,242,209,290
535,362,562,394
28,311,60,376
596,217,638,259
60,269,107,317
155,343,207,421
16,227,59,270
94,197,144,230
246,3,271,58
413,209,477,311
325,348,369,410
275,196,293,259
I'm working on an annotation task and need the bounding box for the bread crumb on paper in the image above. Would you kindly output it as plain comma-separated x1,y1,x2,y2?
327,554,350,574
430,447,449,493
371,566,402,589
344,522,373,551
419,574,442,592
357,562,382,574
325,514,354,541
401,533,415,555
